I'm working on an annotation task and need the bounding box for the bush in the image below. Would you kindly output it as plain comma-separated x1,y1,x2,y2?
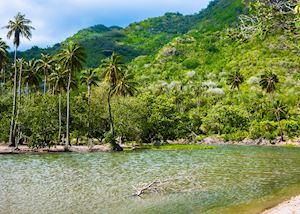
182,58,200,69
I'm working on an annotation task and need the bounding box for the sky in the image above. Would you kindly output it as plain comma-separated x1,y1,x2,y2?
0,0,210,50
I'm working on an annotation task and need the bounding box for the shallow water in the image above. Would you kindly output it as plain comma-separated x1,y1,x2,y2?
0,145,300,214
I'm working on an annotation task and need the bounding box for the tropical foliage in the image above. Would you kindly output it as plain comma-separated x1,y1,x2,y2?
0,0,299,150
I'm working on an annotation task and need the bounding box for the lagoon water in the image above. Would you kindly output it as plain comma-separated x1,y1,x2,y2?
1,145,300,214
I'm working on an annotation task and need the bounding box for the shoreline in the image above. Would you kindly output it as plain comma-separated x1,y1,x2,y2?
262,195,300,214
0,144,110,154
1,138,300,154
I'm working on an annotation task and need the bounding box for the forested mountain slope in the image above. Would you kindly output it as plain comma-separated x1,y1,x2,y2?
18,0,244,67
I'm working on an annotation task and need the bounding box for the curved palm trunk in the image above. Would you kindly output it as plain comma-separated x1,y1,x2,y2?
107,94,123,151
9,45,18,147
66,71,71,147
58,92,62,144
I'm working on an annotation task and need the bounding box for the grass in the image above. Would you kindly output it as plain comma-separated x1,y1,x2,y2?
139,144,215,151
282,144,297,148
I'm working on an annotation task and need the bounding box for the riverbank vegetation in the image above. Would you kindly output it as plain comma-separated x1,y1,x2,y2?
0,0,299,150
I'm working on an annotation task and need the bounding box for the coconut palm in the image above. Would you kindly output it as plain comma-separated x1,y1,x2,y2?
4,12,34,146
111,72,137,97
57,42,86,146
23,59,41,92
80,69,100,103
101,53,125,135
270,101,288,142
37,54,53,93
0,38,9,70
260,71,279,97
227,70,244,90
49,67,68,144
15,58,26,145
101,52,137,151
80,69,100,138
0,39,9,84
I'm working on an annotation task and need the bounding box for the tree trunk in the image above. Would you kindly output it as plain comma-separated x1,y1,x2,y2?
15,61,23,147
87,84,91,138
66,71,71,147
44,72,47,94
276,114,284,142
1,68,5,84
9,45,18,147
107,94,115,136
26,82,29,95
58,92,62,144
107,93,123,151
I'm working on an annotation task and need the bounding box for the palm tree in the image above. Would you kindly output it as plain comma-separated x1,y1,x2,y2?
260,71,283,141
4,12,34,147
49,67,68,144
37,54,53,93
101,52,137,151
260,71,279,99
80,69,99,103
271,100,287,142
23,59,41,92
80,69,100,138
57,42,86,146
15,58,25,146
0,39,9,85
111,72,137,96
227,70,244,90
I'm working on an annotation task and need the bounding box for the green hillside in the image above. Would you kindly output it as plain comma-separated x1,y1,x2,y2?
1,0,299,147
18,0,244,67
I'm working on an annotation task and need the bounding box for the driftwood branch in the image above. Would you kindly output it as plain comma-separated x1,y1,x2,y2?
132,181,160,197
132,175,200,197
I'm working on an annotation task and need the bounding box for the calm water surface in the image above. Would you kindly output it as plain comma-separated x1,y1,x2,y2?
0,145,300,214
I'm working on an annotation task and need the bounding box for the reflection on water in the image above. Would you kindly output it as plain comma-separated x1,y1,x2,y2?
0,145,300,214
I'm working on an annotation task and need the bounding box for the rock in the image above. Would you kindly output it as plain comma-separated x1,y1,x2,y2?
112,144,123,151
162,47,176,56
166,139,190,145
200,137,224,145
153,141,161,146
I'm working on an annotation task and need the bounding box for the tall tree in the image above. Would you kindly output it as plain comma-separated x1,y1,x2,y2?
4,12,34,147
101,52,137,151
260,71,285,141
37,54,53,94
23,59,41,92
271,101,288,142
15,58,25,145
80,69,100,138
49,67,68,144
0,39,9,85
57,42,85,146
227,70,244,90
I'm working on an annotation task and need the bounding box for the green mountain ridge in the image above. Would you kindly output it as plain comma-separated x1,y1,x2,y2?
18,0,244,67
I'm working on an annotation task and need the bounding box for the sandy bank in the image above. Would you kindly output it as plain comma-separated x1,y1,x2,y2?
0,144,110,154
262,195,300,214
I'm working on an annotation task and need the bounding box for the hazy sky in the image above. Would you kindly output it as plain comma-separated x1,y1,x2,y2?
0,0,210,50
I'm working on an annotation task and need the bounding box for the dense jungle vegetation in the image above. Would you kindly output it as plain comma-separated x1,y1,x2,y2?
0,0,299,150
